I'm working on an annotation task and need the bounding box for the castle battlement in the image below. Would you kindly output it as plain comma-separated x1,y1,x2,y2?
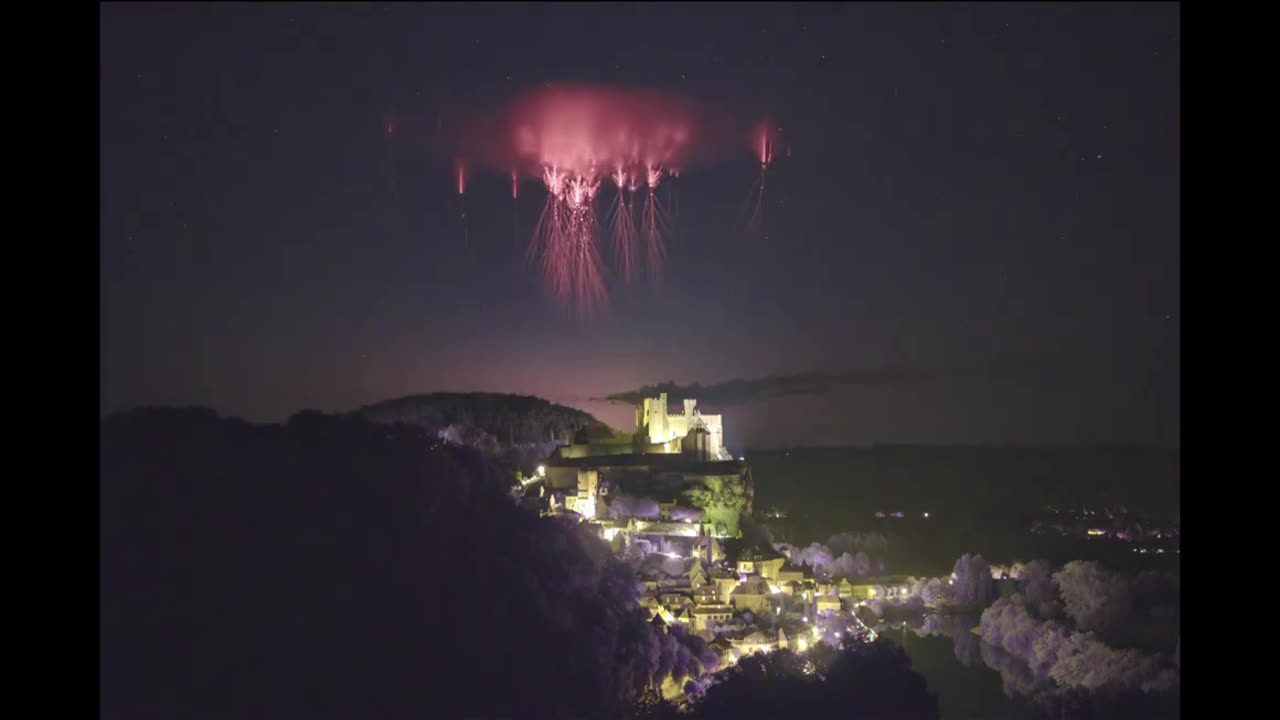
636,392,729,461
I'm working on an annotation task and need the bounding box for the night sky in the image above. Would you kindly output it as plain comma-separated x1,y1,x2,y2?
100,3,1180,449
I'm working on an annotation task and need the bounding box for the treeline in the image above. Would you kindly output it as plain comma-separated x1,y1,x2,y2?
355,391,609,446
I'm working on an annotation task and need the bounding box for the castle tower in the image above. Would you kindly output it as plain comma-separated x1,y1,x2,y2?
643,392,670,444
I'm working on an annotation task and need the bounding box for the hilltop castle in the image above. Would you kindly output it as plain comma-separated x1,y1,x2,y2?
535,393,752,544
637,393,729,461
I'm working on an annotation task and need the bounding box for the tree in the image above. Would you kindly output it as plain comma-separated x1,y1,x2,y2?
1052,561,1132,634
682,477,747,537
950,554,996,608
829,551,871,580
1017,559,1061,618
688,642,939,720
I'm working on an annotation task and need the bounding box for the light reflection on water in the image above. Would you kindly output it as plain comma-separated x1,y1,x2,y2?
880,622,1044,720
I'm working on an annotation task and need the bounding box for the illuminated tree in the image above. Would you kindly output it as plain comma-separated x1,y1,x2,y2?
1052,561,1132,633
950,554,996,608
682,478,747,537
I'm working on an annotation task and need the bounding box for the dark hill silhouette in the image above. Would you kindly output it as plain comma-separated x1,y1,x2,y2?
354,392,609,445
101,407,939,720
101,408,688,719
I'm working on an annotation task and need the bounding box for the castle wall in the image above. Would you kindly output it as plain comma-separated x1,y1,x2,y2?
558,442,634,459
636,393,727,459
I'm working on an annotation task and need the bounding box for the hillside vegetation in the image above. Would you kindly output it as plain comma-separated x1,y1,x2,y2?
355,392,618,459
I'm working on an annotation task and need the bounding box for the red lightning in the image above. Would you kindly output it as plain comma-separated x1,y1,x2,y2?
439,85,775,316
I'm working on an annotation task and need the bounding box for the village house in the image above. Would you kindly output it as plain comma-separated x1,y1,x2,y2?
816,594,843,614
691,605,735,631
693,584,723,605
730,575,772,614
776,561,809,585
734,547,787,579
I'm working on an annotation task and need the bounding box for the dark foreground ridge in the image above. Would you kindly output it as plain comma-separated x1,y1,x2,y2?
101,408,940,720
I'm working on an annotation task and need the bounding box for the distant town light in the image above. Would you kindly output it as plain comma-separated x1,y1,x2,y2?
923,512,930,518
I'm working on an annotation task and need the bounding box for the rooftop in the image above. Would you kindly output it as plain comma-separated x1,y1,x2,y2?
732,576,770,595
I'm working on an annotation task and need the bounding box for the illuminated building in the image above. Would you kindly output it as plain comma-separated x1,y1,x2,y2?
694,584,724,605
542,394,753,541
687,560,709,589
691,605,734,631
637,394,730,460
730,576,772,614
734,546,787,579
709,569,741,604
816,595,842,614
729,630,778,657
776,561,808,585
